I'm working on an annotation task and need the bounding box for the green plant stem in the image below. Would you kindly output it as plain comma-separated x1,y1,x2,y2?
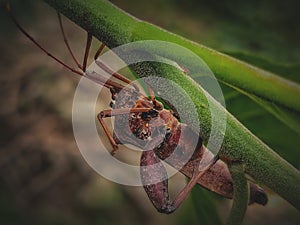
44,0,300,113
226,163,249,225
43,0,300,209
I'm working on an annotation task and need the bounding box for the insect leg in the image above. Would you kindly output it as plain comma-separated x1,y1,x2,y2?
58,11,93,72
57,12,83,70
84,70,127,90
97,108,153,155
140,149,171,213
97,111,119,155
94,43,106,60
58,11,135,87
140,148,219,214
94,59,139,91
147,86,155,102
82,33,93,72
7,4,83,76
171,155,219,210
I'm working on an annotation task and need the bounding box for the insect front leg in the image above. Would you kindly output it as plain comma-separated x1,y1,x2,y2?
140,149,219,214
140,150,173,213
97,110,119,155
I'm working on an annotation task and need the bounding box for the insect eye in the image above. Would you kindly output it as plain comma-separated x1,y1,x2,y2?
109,100,115,108
149,109,159,117
141,112,149,119
166,127,171,134
165,127,172,138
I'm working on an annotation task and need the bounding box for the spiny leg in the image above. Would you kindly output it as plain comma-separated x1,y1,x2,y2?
140,149,219,214
97,107,154,155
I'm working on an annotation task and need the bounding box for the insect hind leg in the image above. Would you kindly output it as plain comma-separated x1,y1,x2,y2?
140,149,219,214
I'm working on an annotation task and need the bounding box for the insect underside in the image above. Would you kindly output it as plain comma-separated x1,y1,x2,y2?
107,85,268,213
9,7,268,214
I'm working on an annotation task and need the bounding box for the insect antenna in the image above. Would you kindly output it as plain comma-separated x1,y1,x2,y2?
6,3,83,76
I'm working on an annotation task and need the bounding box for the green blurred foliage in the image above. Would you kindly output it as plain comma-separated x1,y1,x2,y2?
111,0,300,63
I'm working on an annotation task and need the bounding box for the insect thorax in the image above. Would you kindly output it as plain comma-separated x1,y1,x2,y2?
110,87,155,146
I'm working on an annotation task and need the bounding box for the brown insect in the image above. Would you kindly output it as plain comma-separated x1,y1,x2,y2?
8,6,267,214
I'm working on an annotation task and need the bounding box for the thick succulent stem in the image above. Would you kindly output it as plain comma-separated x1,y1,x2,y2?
43,0,300,209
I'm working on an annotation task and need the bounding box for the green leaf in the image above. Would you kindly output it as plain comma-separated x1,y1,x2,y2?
222,52,300,135
190,186,223,225
220,84,300,167
225,52,300,83
212,52,300,166
226,163,248,225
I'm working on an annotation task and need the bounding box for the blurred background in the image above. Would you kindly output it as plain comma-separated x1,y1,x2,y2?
0,0,299,224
